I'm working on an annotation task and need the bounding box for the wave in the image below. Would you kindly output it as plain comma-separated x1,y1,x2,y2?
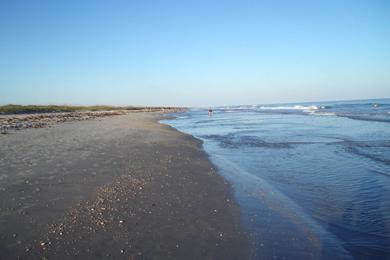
338,114,390,124
258,105,321,111
215,102,390,124
311,112,336,116
334,140,390,166
220,105,324,111
200,134,323,149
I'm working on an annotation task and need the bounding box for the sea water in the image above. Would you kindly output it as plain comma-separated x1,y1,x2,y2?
164,99,390,259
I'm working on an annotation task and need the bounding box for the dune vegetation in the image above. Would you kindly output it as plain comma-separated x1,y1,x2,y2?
0,105,181,115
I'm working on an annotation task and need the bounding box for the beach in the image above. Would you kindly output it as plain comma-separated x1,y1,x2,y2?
0,112,248,259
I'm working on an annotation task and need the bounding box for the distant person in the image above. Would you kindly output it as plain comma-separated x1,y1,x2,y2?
208,109,213,116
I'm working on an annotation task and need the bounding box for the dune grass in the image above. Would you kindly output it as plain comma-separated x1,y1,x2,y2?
0,105,120,114
0,104,179,115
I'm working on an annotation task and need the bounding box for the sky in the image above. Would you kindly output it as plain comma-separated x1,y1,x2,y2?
0,0,389,107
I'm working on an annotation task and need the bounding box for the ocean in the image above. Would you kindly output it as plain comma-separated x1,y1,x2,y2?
164,99,390,259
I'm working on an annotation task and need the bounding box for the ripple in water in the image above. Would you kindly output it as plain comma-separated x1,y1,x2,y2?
164,99,390,259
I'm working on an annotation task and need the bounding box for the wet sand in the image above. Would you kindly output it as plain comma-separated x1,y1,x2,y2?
0,113,248,259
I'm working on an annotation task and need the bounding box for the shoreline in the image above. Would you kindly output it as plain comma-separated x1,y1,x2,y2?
0,112,248,259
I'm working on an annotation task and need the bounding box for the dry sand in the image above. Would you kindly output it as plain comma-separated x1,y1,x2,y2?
0,112,248,259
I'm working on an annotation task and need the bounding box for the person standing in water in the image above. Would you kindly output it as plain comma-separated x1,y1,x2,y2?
208,109,213,116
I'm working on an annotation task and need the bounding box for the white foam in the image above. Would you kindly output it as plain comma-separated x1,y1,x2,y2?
259,105,320,111
236,106,251,110
313,112,336,116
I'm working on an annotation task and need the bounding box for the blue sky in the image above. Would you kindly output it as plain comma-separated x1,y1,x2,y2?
1,0,389,107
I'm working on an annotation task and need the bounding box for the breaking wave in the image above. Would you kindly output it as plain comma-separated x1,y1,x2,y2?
258,105,322,111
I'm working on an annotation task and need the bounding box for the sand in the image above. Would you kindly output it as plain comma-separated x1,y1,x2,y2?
0,112,248,259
